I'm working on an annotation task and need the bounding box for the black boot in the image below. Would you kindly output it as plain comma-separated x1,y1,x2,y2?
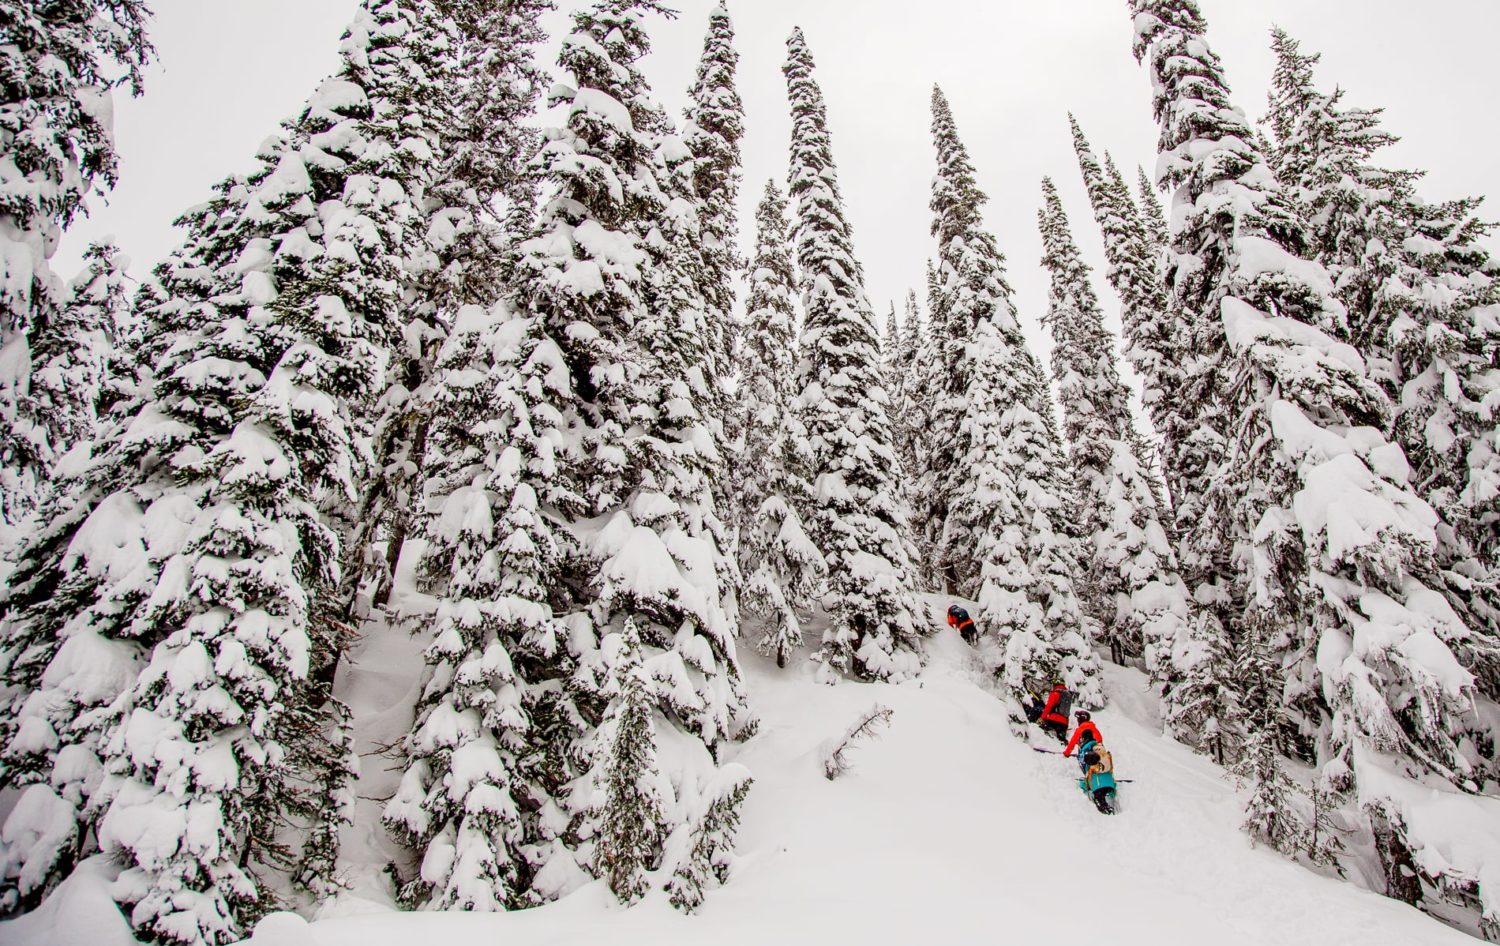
1093,789,1116,815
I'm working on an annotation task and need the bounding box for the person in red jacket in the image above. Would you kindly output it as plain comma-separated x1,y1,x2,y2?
1063,711,1103,760
1034,682,1072,744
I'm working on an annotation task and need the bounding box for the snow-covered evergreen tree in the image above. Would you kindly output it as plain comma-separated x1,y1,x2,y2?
1233,614,1339,867
913,88,1099,703
17,240,132,490
0,1,435,938
1037,177,1187,674
681,2,746,619
900,290,924,365
336,0,555,620
444,0,553,235
782,27,924,681
960,328,1103,709
1266,28,1500,659
665,763,752,912
1071,113,1233,746
1266,28,1416,360
1136,164,1169,252
586,622,664,904
383,301,579,910
1131,0,1496,912
1068,118,1188,514
683,1,744,395
735,181,824,668
888,290,924,486
507,0,749,906
906,262,944,577
0,1,153,533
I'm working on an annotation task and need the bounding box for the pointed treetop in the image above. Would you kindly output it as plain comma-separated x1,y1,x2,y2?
684,0,745,356
689,3,742,136
783,24,857,277
930,84,988,246
1135,164,1168,246
1067,113,1108,194
1267,26,1322,144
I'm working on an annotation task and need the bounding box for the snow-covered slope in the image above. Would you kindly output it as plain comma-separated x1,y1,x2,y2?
3,597,1473,946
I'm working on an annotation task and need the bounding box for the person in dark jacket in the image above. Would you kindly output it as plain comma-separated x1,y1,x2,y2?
946,605,978,645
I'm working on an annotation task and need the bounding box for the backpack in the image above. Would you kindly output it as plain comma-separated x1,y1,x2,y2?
1053,688,1074,721
1094,747,1114,774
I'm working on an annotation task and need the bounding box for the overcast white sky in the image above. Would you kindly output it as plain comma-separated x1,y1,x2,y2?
58,0,1499,374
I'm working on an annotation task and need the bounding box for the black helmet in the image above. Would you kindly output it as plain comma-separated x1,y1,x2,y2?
1075,710,1092,722
1084,751,1101,766
948,605,960,615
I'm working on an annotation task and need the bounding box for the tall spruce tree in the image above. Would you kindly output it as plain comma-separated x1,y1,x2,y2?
908,267,944,576
879,300,905,481
917,88,1100,704
1037,178,1187,674
1266,28,1500,662
506,0,749,907
683,1,744,397
1071,115,1232,744
0,0,153,534
901,290,924,364
888,291,923,483
735,181,824,668
682,2,746,619
1136,165,1170,251
0,1,436,938
1131,0,1497,913
1068,118,1188,513
782,27,924,681
444,0,553,235
335,0,554,620
382,300,581,910
19,240,132,480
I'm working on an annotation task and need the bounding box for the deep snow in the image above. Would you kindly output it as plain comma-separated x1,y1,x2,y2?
2,596,1475,946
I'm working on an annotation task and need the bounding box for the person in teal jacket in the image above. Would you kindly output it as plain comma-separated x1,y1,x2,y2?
1078,744,1117,814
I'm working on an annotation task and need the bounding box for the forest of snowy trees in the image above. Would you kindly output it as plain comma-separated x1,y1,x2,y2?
0,0,1497,943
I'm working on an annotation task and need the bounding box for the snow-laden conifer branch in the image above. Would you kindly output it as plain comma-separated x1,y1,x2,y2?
822,705,895,780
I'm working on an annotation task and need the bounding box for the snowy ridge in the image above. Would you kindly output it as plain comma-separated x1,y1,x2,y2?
4,598,1473,946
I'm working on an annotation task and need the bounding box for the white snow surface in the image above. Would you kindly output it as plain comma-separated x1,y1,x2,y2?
3,598,1473,946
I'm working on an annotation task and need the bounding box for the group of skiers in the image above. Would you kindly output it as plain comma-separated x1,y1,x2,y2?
1032,680,1117,814
947,605,1119,815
